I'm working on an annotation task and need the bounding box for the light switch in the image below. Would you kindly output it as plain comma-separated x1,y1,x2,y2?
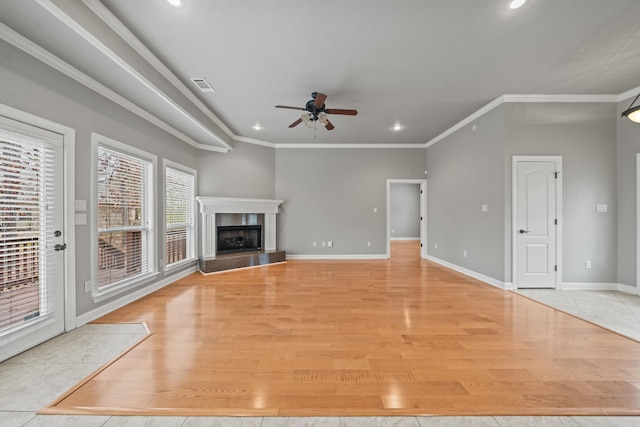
75,213,87,225
596,204,608,213
75,199,87,211
481,204,488,212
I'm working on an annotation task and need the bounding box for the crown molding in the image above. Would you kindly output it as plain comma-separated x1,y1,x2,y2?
234,136,425,149
502,94,618,103
0,22,228,153
275,143,427,149
35,0,231,151
233,136,277,148
425,96,504,149
81,0,236,143
425,92,629,149
619,86,640,103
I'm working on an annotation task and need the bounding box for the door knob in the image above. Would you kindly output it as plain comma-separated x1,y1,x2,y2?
519,229,531,234
54,243,67,251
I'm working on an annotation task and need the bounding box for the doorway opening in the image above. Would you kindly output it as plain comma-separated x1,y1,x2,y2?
386,179,427,259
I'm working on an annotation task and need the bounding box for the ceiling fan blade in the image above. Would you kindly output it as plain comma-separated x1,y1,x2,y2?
325,108,358,116
276,105,306,111
288,118,302,128
313,92,327,109
325,120,335,131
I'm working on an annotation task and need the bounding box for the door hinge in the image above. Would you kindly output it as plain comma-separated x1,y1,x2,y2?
420,190,423,194
554,265,558,272
555,219,558,225
420,243,423,247
555,172,559,179
420,216,423,220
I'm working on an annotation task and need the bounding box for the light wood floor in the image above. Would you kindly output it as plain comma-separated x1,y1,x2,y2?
43,241,640,416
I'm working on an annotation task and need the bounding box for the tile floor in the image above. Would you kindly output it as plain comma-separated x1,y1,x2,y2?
1,290,640,426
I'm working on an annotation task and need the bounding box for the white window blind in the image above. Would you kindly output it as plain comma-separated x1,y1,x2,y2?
0,134,56,332
165,166,195,267
97,145,153,291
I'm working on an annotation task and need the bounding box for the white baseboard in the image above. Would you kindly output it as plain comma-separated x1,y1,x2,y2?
76,266,197,327
390,237,420,241
287,254,388,260
617,283,639,295
561,282,618,291
425,255,506,290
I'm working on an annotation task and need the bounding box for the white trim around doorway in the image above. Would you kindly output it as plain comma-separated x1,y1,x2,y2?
386,179,428,259
511,156,563,289
0,103,76,332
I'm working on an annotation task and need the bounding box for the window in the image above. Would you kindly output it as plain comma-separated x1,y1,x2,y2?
94,135,155,294
165,164,196,268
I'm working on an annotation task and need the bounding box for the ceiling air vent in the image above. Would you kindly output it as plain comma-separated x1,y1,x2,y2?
191,78,215,93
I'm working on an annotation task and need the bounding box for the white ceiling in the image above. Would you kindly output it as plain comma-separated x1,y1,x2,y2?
1,0,640,152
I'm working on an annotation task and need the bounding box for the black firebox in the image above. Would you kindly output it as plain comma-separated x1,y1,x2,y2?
216,225,262,254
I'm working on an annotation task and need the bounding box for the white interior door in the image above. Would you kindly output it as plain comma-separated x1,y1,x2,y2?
0,117,66,362
514,159,560,289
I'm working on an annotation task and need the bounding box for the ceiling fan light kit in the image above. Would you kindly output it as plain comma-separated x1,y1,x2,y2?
276,92,357,131
622,93,640,123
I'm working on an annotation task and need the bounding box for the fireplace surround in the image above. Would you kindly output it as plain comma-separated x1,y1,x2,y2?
196,197,285,273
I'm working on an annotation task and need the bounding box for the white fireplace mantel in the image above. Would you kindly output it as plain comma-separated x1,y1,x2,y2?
196,197,284,258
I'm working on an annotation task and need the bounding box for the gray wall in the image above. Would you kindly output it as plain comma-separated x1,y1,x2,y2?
0,39,200,317
505,102,617,284
275,148,426,255
426,106,506,281
426,101,619,286
617,96,640,288
197,142,275,199
390,183,420,239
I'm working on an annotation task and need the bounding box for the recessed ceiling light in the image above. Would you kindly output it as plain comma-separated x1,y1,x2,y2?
393,123,403,131
507,0,527,9
253,124,262,131
167,0,181,7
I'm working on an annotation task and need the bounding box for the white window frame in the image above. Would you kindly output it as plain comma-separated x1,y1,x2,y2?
163,160,197,270
90,133,157,301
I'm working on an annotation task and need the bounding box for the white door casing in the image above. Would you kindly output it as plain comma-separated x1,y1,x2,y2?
386,179,427,259
512,156,562,289
0,105,75,362
0,117,64,361
420,182,427,259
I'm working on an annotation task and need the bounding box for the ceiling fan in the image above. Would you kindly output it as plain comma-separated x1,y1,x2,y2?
275,92,358,130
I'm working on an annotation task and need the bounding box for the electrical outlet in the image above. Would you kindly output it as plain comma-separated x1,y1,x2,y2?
434,243,438,249
322,241,326,247
328,241,333,247
84,281,91,293
313,241,316,247
367,241,371,247
585,260,592,269
463,250,468,258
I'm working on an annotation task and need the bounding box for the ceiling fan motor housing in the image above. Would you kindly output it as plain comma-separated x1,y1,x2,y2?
305,99,325,119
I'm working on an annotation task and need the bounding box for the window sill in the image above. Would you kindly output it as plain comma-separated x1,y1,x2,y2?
92,272,159,303
165,258,198,272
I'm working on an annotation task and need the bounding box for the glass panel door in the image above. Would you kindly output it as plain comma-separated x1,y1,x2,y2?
0,117,65,362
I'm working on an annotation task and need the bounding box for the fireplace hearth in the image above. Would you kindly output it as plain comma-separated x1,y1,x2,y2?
217,225,262,254
196,197,285,273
